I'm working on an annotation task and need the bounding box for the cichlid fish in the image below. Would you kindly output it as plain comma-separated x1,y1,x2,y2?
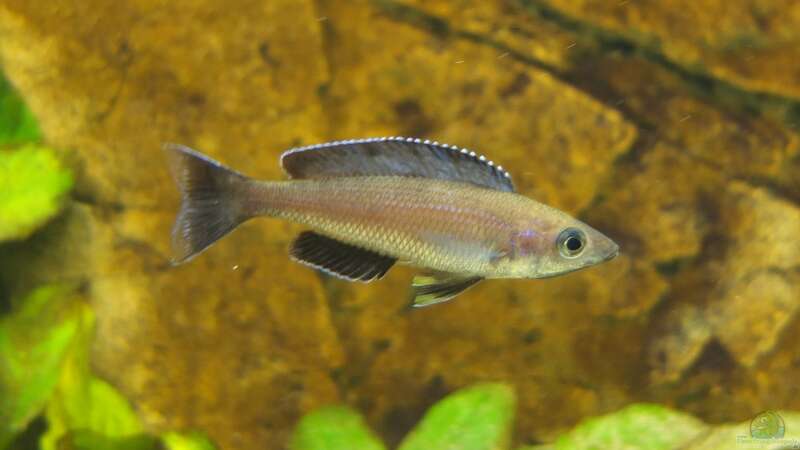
164,137,619,306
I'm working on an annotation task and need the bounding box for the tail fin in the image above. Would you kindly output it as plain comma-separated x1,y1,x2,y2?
163,143,252,264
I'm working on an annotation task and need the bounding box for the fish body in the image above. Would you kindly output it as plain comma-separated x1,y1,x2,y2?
165,137,619,305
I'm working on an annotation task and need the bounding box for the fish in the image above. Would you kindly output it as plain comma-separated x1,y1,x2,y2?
164,137,619,307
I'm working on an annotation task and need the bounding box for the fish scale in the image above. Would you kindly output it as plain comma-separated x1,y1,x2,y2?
251,176,516,275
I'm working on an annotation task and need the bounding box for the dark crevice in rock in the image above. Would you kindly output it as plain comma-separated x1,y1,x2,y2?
599,124,798,211
311,0,339,139
611,131,659,166
755,266,797,282
381,375,450,448
0,276,10,315
382,405,421,448
71,192,167,214
370,0,800,158
554,53,659,134
371,0,562,75
374,0,800,210
372,0,450,39
93,65,129,123
393,99,434,137
371,1,762,227
370,1,772,196
686,339,737,376
257,42,281,68
519,0,800,133
674,383,712,409
732,174,800,207
654,257,695,278
522,328,542,344
576,132,656,220
454,27,559,75
7,414,47,450
327,365,353,403
114,237,173,272
71,191,127,213
499,72,531,99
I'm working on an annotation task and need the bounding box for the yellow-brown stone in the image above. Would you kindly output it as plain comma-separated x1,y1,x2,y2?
541,0,800,100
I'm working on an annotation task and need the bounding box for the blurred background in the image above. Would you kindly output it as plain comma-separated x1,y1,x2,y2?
1,0,799,449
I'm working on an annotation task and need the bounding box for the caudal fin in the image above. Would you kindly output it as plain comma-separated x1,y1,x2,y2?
163,143,252,264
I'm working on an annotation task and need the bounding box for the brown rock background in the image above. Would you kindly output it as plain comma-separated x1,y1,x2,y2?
1,0,799,448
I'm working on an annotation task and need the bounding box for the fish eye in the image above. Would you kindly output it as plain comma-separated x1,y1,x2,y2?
557,228,586,258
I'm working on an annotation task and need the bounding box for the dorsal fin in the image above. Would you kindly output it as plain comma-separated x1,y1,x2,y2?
280,137,515,192
290,231,396,282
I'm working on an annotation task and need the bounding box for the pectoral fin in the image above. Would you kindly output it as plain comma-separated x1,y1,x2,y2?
411,273,483,307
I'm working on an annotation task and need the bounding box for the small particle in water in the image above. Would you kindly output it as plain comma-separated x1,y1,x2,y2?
567,42,576,49
497,52,509,59
679,114,692,122
232,265,239,270
317,16,328,22
455,60,465,64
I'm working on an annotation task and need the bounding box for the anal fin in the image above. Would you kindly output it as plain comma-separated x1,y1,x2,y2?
290,231,396,282
411,273,483,307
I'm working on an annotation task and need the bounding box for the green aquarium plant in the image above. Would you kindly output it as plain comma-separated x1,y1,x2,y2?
549,404,707,450
0,71,72,242
0,285,88,449
0,73,41,145
1,70,216,450
291,406,387,450
291,383,515,450
291,385,800,450
0,144,73,242
0,284,219,450
398,383,515,450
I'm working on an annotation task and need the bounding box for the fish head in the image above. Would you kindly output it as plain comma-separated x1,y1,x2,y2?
504,213,619,279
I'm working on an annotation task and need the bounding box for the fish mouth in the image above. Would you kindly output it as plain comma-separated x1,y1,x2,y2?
603,243,620,262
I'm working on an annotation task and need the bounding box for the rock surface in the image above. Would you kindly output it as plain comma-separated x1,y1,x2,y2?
539,0,800,101
1,0,799,448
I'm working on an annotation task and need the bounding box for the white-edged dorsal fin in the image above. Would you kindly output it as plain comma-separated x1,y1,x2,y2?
280,137,515,192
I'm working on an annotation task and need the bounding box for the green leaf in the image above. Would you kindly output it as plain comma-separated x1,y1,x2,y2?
0,144,73,242
290,406,387,450
162,431,218,450
0,285,88,449
41,318,144,450
0,73,41,145
553,404,707,450
44,377,146,445
398,383,516,450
